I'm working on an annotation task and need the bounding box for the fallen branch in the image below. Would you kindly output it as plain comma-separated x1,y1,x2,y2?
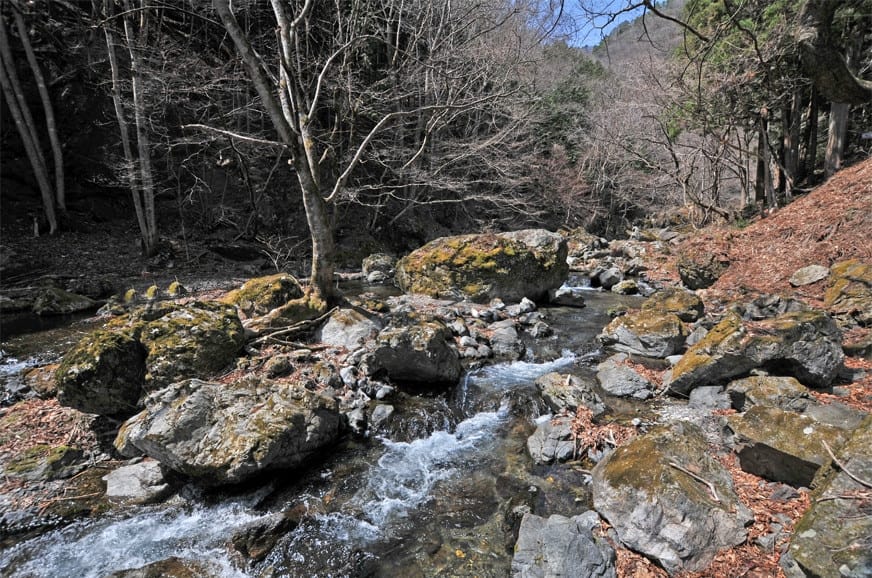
822,440,872,489
249,306,338,345
38,491,102,515
669,461,721,503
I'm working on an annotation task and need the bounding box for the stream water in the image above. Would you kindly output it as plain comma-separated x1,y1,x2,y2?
0,289,641,577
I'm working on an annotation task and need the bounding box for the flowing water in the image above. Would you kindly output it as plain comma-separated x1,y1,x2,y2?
0,289,642,577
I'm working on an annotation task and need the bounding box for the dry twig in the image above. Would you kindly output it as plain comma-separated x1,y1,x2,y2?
821,440,872,490
669,461,721,503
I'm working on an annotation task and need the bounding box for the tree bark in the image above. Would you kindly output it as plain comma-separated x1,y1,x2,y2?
824,101,848,177
103,2,149,245
122,1,158,255
0,15,57,234
797,0,872,105
13,7,65,212
801,86,819,182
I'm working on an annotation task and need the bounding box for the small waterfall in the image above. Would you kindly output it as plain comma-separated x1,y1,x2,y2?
1,501,269,578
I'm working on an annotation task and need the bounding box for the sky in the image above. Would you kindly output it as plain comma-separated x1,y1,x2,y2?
561,0,657,47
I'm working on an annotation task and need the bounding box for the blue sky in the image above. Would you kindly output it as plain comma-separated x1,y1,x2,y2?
562,1,652,47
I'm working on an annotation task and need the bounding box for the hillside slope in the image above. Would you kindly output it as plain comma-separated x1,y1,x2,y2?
680,157,872,304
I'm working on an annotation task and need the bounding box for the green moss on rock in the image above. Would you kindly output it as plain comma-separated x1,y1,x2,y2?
395,230,568,303
222,273,304,317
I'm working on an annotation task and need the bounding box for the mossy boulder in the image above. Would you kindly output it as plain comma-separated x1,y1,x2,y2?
728,405,852,487
367,315,461,387
56,329,146,416
4,444,85,481
598,310,688,358
726,375,812,412
676,251,728,290
591,421,751,573
115,377,342,485
32,287,97,316
395,229,568,303
667,310,844,396
825,259,872,327
641,286,704,322
789,416,872,578
222,273,304,317
138,301,244,389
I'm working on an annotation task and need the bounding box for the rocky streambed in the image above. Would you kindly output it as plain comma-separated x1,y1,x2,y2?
0,228,870,578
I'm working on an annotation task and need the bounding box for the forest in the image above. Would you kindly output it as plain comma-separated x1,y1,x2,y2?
2,0,869,297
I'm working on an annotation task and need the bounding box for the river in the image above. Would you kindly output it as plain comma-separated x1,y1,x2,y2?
0,289,641,577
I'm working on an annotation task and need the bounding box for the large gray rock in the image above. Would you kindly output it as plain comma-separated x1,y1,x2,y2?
115,378,342,485
727,405,852,487
527,415,576,464
103,459,172,504
56,329,146,417
489,320,524,360
395,229,568,303
316,308,382,349
511,511,616,578
32,287,97,316
596,354,656,400
368,315,461,387
789,264,829,287
598,310,688,358
138,301,245,389
790,416,872,578
362,253,396,284
592,421,751,573
726,375,812,412
535,372,606,416
667,310,844,396
825,259,872,327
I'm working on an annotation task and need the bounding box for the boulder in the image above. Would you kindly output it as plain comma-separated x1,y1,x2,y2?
598,310,688,358
726,376,812,412
56,329,146,416
727,405,852,487
596,267,623,290
789,264,830,287
489,319,524,360
221,273,303,317
666,310,844,396
527,415,576,465
641,287,704,322
511,511,616,578
230,512,300,563
3,444,84,481
610,279,638,295
592,421,751,573
316,308,382,349
677,251,728,290
115,378,342,485
368,315,461,387
789,416,872,578
596,354,656,400
362,253,396,284
535,372,606,416
395,229,568,303
138,301,245,389
825,259,872,326
103,459,172,504
31,287,97,316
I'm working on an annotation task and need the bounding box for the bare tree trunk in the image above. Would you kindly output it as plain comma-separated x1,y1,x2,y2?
0,15,57,234
103,4,149,243
824,101,848,177
783,90,802,199
12,7,65,211
801,86,819,182
122,1,158,255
